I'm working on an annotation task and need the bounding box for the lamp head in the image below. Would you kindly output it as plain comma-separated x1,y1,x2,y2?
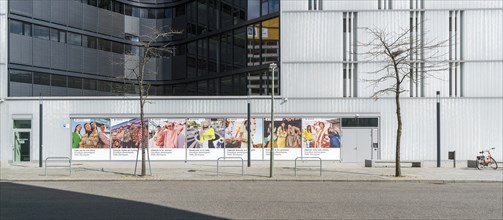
269,63,277,70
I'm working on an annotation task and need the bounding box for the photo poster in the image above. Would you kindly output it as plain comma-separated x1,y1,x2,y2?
110,118,148,160
71,118,111,160
263,118,302,160
224,118,264,160
302,118,341,160
148,118,187,160
186,118,226,160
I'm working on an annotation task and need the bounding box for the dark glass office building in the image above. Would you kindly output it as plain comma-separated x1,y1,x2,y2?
7,0,280,97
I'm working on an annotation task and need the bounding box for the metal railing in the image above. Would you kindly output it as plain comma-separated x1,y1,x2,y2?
295,157,322,176
45,157,71,176
217,157,244,176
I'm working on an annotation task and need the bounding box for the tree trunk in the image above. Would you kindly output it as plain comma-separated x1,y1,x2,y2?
139,85,146,177
395,90,402,177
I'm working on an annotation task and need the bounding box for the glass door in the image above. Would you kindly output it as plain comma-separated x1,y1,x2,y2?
14,131,31,162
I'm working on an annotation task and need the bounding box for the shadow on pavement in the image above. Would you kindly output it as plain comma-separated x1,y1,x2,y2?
0,182,226,220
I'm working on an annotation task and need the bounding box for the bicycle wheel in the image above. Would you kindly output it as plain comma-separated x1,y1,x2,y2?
476,159,484,170
489,158,498,170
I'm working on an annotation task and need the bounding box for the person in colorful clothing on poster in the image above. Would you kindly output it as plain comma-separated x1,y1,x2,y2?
72,124,82,149
96,123,110,148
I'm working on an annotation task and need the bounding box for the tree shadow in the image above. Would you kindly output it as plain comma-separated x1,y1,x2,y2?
0,182,226,220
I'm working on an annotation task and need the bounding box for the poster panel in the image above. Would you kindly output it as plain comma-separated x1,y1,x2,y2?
224,118,263,160
301,118,341,160
263,118,302,160
71,118,111,160
110,118,148,160
148,118,186,160
186,118,225,160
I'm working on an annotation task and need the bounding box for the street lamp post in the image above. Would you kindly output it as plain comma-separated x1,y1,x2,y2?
269,63,277,178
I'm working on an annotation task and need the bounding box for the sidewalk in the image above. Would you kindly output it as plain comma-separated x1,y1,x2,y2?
1,160,502,183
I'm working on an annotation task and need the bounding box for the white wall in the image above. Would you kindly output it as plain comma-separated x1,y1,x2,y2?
1,97,501,162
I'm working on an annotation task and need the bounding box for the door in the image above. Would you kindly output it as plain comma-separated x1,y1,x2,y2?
341,128,372,163
14,131,31,162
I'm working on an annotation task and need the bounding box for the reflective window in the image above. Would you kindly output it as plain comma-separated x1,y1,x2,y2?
83,36,97,49
51,74,67,96
198,0,208,34
233,27,247,68
97,39,111,52
68,76,82,89
98,0,112,10
86,0,97,7
33,72,51,96
197,38,208,77
50,29,65,43
23,23,31,36
9,70,33,97
14,120,32,129
247,23,261,66
248,0,260,20
113,1,124,14
220,31,233,72
261,18,279,64
67,32,82,46
9,20,23,34
220,76,233,95
209,35,220,74
124,5,132,16
221,0,233,28
208,0,219,31
187,41,197,78
111,41,124,54
33,25,50,40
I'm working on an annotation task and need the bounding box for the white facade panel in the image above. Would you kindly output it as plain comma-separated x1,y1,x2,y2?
281,63,343,98
423,11,450,61
463,10,503,60
281,12,343,62
323,0,377,11
280,0,306,11
357,11,409,61
463,62,503,97
424,0,503,10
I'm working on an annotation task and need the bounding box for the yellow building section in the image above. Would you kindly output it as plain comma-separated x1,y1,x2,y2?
247,17,279,41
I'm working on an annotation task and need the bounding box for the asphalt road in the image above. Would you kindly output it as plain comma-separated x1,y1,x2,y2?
1,181,502,219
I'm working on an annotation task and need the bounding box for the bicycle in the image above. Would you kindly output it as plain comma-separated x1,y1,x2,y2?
476,147,498,170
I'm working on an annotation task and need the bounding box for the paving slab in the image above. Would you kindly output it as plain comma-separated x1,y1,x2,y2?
1,160,502,182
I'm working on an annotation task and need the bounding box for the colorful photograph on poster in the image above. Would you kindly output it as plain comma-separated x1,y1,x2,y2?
110,118,149,148
224,118,263,148
264,118,302,148
302,118,341,148
186,118,225,148
148,119,186,148
71,118,110,149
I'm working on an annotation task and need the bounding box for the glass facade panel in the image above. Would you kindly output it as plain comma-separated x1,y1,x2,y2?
248,0,260,20
14,120,32,129
261,17,279,65
7,0,280,97
247,23,261,66
9,20,23,35
33,25,50,40
67,32,82,46
233,27,247,68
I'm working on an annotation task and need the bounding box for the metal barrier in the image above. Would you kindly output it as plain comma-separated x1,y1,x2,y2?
45,157,72,176
295,157,322,176
217,157,244,176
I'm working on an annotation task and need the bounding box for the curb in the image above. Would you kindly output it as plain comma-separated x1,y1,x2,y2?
2,178,502,183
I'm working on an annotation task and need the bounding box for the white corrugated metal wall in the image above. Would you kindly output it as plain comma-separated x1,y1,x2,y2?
0,97,501,161
280,0,503,162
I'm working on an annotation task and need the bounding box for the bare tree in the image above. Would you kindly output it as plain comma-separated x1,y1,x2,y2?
120,27,181,176
359,24,448,177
